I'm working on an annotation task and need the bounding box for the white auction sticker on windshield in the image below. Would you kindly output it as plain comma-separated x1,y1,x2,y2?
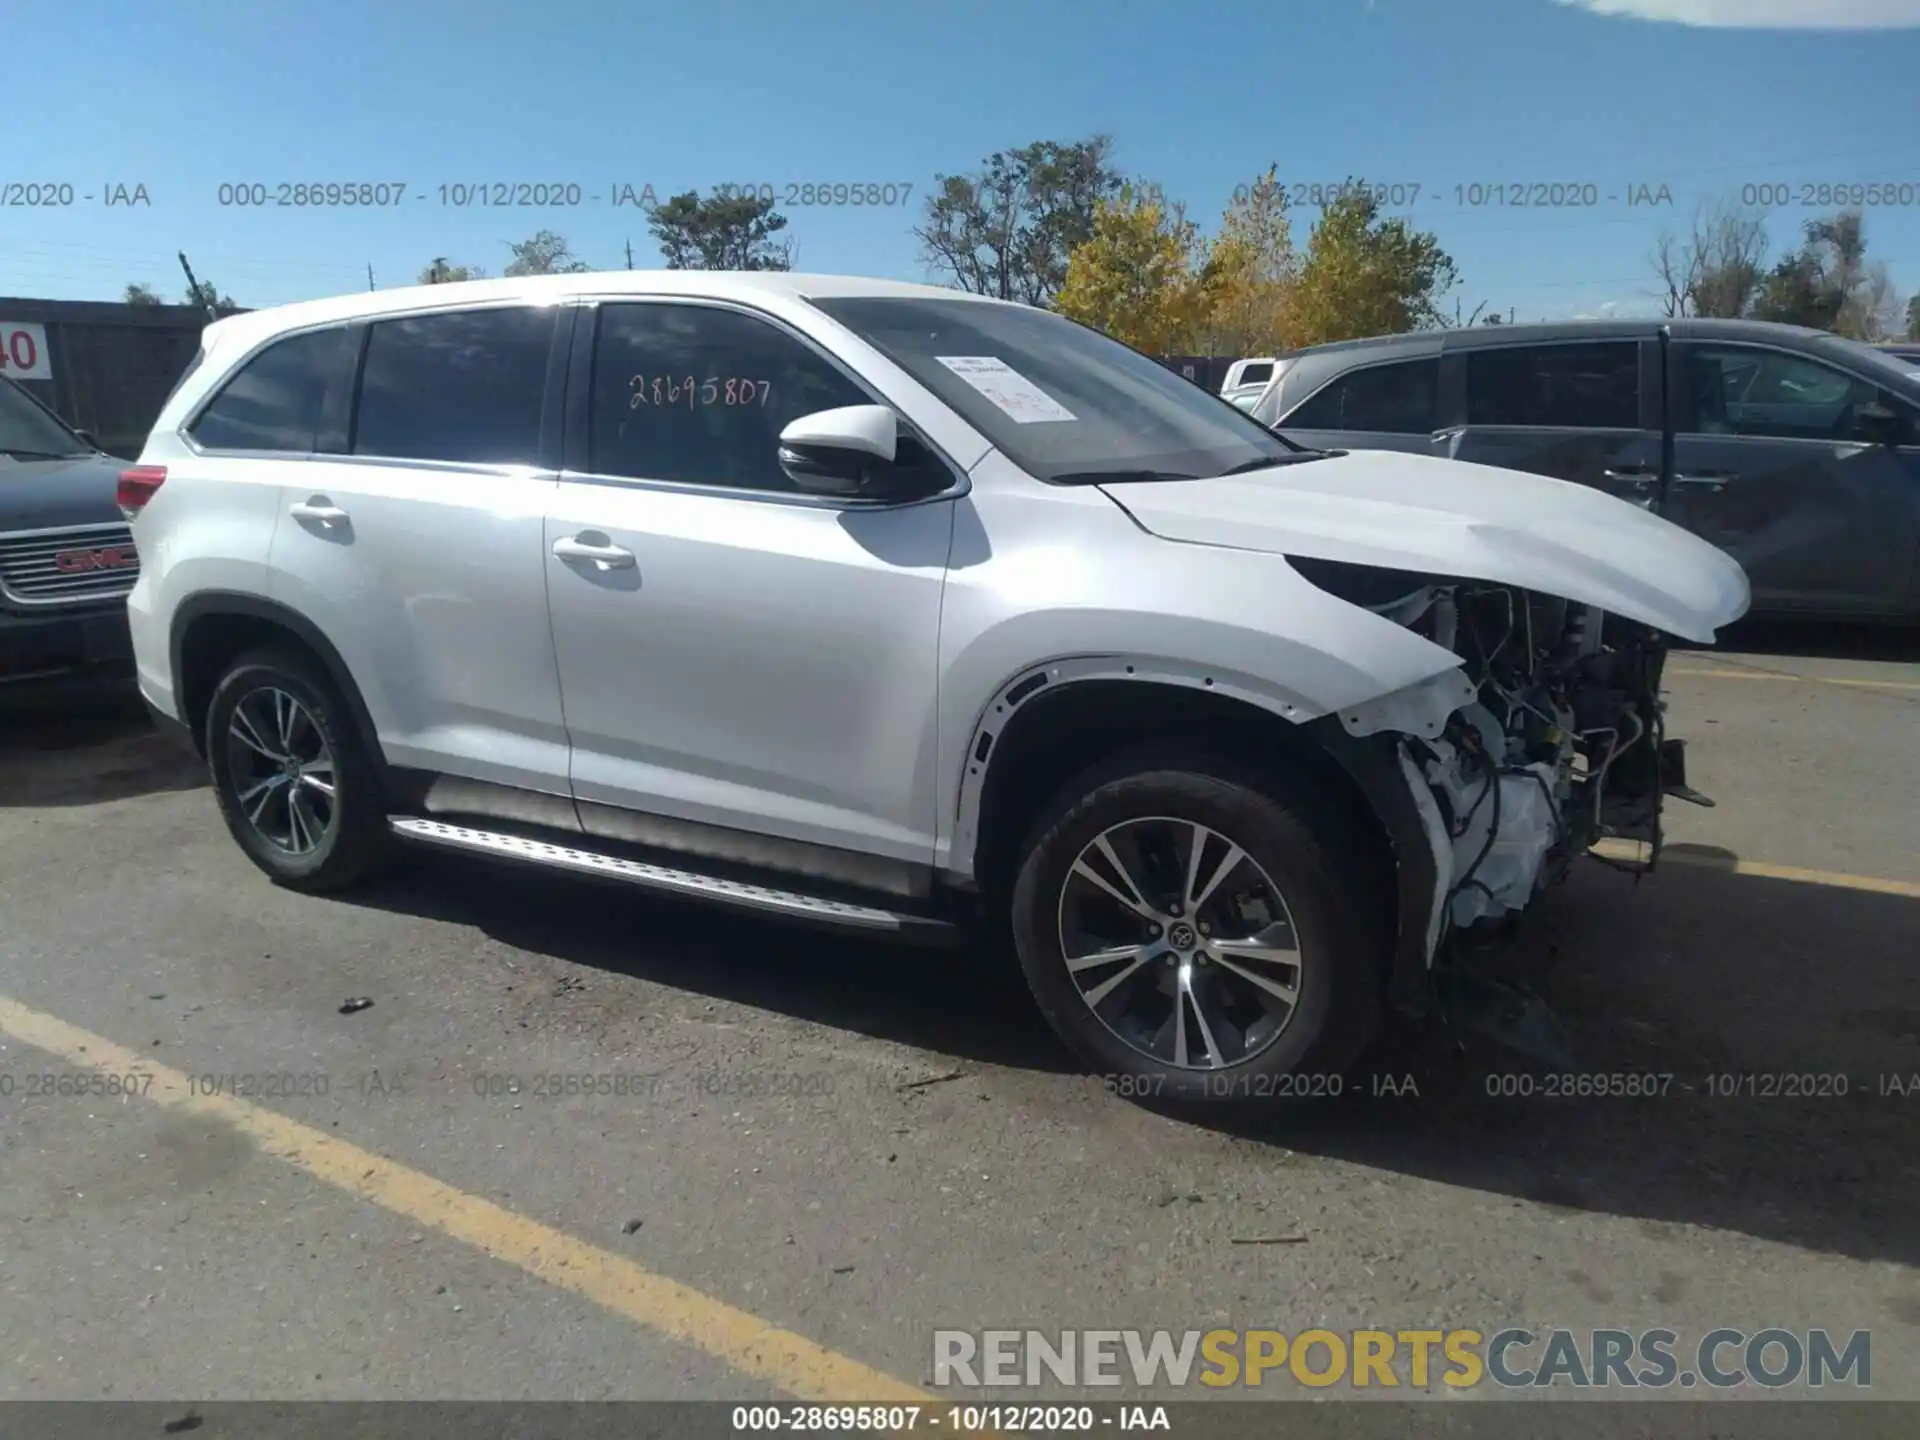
936,356,1077,424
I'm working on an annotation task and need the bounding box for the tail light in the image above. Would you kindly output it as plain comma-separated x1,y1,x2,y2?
117,465,167,521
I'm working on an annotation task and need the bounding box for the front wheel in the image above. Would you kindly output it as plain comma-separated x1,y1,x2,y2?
204,647,390,891
1009,748,1384,1105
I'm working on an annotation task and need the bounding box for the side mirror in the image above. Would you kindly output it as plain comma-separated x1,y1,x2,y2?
778,404,902,497
73,429,98,450
1853,400,1910,448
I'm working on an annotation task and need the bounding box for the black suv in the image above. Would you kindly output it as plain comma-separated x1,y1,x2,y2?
1251,319,1920,621
0,376,140,696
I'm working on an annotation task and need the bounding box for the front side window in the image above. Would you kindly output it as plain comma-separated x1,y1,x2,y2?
1285,358,1437,433
189,326,350,452
1686,347,1884,441
810,296,1306,483
0,378,88,460
588,303,875,491
352,307,553,465
1465,342,1640,429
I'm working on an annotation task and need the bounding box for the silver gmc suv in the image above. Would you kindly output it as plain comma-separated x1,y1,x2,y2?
122,272,1749,1103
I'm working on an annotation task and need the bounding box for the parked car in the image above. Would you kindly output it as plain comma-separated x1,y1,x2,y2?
1,375,141,697
122,274,1746,1101
1874,342,1920,370
1249,319,1920,622
1219,355,1285,412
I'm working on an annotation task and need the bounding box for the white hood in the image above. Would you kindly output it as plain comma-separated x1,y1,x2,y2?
1099,449,1751,644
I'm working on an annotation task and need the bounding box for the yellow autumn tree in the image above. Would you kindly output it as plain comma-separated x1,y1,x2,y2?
1287,184,1459,345
1201,167,1298,354
1054,186,1212,354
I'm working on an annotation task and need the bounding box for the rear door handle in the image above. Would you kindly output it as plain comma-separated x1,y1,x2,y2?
1602,468,1656,489
289,497,349,524
1673,472,1735,491
552,534,637,569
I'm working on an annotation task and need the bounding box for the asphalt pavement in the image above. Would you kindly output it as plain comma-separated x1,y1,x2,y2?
1,621,1917,1413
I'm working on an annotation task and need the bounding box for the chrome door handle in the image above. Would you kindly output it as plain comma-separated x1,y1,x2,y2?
289,498,349,524
552,534,637,569
1673,472,1734,491
1602,468,1656,489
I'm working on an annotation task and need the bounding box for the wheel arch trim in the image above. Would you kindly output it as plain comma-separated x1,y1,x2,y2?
169,591,386,769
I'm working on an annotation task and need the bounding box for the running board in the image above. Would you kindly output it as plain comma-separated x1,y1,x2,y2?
386,817,961,942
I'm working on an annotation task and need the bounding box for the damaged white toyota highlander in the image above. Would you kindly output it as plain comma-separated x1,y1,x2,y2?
123,274,1750,1104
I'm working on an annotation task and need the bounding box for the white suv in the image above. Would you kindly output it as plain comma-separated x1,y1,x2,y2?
122,272,1748,1102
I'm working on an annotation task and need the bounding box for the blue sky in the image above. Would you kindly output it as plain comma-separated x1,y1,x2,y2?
5,0,1918,324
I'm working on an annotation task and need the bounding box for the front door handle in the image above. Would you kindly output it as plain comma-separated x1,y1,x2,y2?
1673,471,1735,491
552,534,637,569
289,497,349,524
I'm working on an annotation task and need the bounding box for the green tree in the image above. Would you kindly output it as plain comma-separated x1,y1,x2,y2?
503,230,590,277
1287,184,1458,345
1907,293,1920,341
1650,200,1768,319
183,279,240,314
419,258,488,284
647,191,793,270
915,136,1128,306
1054,186,1211,354
124,283,163,306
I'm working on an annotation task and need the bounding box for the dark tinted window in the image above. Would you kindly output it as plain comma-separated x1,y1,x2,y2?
353,307,553,464
190,327,349,452
1685,346,1887,441
1466,342,1639,428
1286,358,1437,433
1236,362,1274,386
589,304,872,491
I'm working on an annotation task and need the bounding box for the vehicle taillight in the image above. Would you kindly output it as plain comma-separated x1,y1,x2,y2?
117,465,167,521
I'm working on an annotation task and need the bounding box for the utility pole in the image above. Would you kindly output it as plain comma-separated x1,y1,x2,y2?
625,239,634,270
368,263,376,291
178,251,215,320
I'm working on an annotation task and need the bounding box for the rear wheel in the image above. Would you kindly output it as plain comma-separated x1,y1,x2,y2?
204,648,390,891
1009,746,1384,1105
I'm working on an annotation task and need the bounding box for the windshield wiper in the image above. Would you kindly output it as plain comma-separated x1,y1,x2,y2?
1050,468,1201,486
1212,451,1337,477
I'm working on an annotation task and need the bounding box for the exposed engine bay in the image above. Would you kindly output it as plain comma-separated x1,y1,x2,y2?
1297,558,1686,954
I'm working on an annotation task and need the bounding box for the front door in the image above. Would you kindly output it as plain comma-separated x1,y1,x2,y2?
544,300,954,864
1670,342,1919,614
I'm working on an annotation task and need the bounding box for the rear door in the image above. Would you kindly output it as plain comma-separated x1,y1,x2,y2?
1440,339,1662,508
1668,341,1918,615
266,302,574,791
1275,354,1443,456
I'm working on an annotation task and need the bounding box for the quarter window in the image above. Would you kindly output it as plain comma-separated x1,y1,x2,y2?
588,304,872,491
1465,342,1640,429
351,307,553,465
1285,358,1438,433
1686,347,1884,441
189,327,350,452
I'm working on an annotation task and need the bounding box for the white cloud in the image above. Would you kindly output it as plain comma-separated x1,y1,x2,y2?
1555,0,1920,27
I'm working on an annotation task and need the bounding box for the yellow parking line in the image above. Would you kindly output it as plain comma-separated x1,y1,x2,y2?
1593,841,1920,898
0,992,930,1404
1669,667,1920,692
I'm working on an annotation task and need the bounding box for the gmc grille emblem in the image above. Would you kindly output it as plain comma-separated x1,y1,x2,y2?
52,546,137,574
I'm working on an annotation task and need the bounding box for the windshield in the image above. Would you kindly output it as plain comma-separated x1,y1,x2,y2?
0,378,90,460
810,296,1308,483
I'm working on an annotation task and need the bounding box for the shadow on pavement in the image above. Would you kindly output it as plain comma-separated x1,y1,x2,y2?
346,842,1920,1269
0,693,206,806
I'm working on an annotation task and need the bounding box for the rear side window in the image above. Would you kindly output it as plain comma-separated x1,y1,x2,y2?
189,328,349,452
1234,362,1274,387
1285,358,1437,433
1466,342,1640,428
352,307,554,465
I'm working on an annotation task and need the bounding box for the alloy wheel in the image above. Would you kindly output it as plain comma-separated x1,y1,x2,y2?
225,686,337,856
1055,816,1304,1070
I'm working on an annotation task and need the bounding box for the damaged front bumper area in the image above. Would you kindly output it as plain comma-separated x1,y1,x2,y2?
1307,572,1707,1027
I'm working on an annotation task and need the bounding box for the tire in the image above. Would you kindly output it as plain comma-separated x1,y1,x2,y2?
204,646,391,892
1009,743,1384,1106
